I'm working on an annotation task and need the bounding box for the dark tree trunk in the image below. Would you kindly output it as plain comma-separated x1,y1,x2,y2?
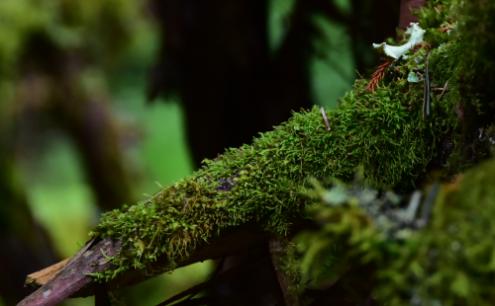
0,130,59,305
148,0,317,167
348,0,400,74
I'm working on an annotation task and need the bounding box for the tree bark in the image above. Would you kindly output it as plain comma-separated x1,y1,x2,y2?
399,0,426,28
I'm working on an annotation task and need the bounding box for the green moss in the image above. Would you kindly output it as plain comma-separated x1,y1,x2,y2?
293,202,382,290
95,47,451,280
287,157,495,305
95,88,439,278
375,158,495,306
92,0,495,285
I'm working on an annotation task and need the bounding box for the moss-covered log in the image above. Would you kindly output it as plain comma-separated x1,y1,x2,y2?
18,0,495,304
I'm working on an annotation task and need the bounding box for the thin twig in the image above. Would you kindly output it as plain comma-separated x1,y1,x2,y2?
423,53,431,119
405,191,422,223
320,107,331,131
437,80,449,100
417,182,440,228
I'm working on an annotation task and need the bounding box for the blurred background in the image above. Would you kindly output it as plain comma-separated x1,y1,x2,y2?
0,0,400,304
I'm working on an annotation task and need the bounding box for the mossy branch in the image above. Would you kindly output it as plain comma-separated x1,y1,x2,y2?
18,0,495,304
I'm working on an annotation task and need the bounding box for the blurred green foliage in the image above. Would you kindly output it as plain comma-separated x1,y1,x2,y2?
294,156,495,305
0,0,194,304
0,0,144,71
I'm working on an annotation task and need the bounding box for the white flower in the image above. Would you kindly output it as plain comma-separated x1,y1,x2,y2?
373,23,425,60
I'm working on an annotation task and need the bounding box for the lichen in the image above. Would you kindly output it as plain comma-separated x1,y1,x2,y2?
373,23,425,60
92,0,494,286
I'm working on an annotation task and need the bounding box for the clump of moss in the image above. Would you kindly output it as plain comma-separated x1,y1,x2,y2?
287,182,387,305
375,157,495,305
420,0,495,172
288,156,495,305
92,0,494,283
